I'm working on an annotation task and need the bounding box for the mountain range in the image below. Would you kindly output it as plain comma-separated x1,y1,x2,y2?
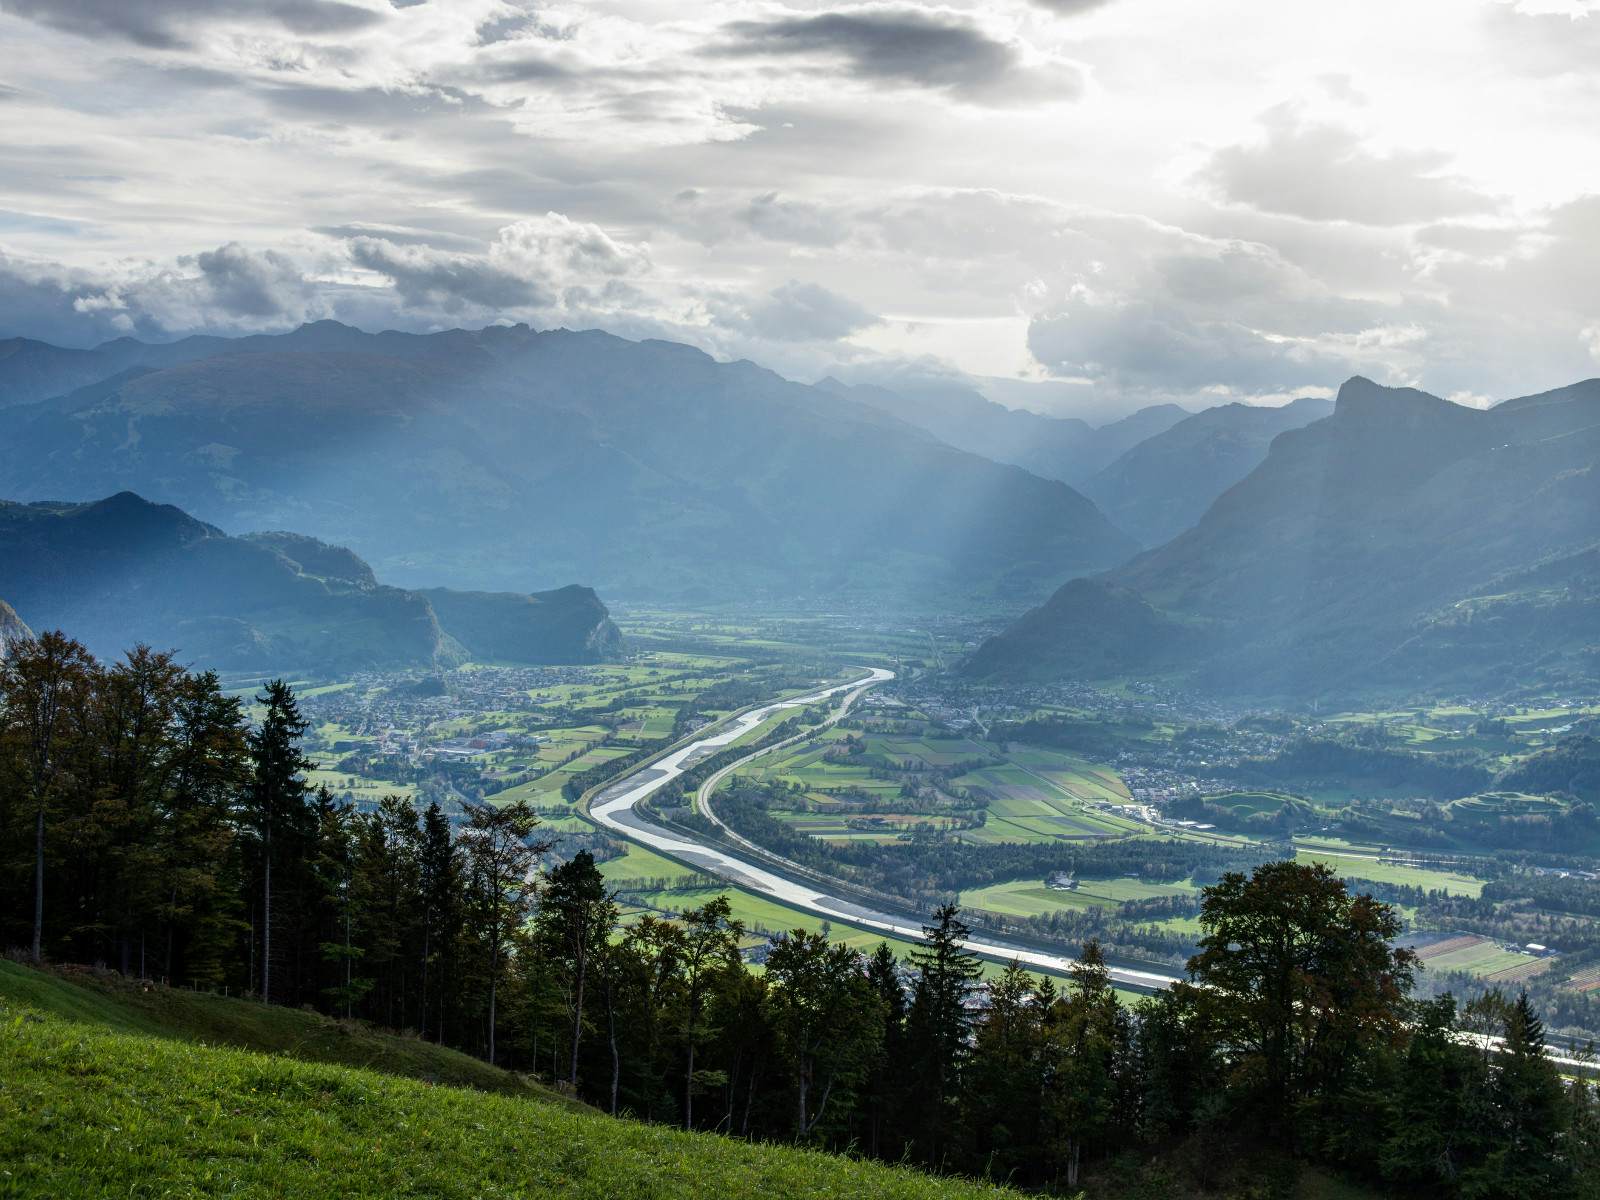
1079,396,1335,546
0,322,1135,607
823,377,1191,486
968,376,1600,699
0,492,620,672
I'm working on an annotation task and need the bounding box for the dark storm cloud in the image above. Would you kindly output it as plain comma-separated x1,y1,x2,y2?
0,0,386,49
1200,105,1496,226
716,8,1083,103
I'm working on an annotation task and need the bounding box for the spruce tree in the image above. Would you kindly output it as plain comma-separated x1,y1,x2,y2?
904,903,983,1166
244,679,315,1005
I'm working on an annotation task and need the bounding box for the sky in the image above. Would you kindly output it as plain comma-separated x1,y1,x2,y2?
0,0,1597,419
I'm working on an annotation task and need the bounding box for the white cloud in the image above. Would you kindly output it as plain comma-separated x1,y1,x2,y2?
0,0,1595,416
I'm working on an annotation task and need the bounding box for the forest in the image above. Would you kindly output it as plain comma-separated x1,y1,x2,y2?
2,634,1598,1197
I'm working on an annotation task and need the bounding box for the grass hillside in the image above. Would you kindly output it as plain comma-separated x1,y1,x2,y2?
0,960,537,1098
0,973,1013,1200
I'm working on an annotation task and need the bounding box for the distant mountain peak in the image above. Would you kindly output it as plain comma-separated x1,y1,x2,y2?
1331,376,1466,425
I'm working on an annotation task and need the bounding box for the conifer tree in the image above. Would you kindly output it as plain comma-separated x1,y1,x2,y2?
244,679,316,1004
904,903,983,1166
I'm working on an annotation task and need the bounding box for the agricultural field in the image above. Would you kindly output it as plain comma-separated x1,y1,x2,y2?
728,722,1146,847
1294,850,1486,897
959,876,1201,921
1406,932,1552,984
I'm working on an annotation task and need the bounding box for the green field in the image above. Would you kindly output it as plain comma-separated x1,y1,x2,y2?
1295,850,1485,897
734,733,1145,846
1410,934,1551,982
959,875,1201,920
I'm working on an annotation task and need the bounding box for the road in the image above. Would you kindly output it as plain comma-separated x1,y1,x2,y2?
587,666,1182,992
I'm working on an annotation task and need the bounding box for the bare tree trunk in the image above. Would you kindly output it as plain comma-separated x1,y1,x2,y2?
262,836,272,1004
742,1061,759,1137
685,1041,695,1130
31,804,44,963
419,926,431,1040
488,971,498,1066
569,953,586,1089
606,974,621,1115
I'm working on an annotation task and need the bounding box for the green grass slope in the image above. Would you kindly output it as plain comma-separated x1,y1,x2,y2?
0,961,534,1098
0,985,1012,1200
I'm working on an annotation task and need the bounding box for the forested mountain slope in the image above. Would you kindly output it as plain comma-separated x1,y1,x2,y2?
0,492,619,671
969,376,1600,697
1081,396,1334,546
0,322,1136,607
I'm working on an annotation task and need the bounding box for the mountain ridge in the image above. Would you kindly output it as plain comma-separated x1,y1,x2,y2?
0,492,621,672
0,322,1136,607
968,375,1600,698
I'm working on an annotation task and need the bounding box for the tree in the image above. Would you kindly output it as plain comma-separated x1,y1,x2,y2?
904,903,983,1166
1040,940,1128,1188
460,798,550,1066
677,895,745,1130
1188,861,1415,1137
963,959,1044,1183
0,632,97,963
1460,990,1575,1199
162,670,249,987
621,914,686,1122
763,931,883,1140
534,849,617,1089
1377,994,1486,1193
244,680,316,1004
861,943,908,1158
416,801,462,1043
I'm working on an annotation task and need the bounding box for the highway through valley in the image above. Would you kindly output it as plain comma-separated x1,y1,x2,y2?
587,666,1183,992
586,668,1599,1071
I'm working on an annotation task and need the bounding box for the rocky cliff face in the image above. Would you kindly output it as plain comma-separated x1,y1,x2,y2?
0,598,33,658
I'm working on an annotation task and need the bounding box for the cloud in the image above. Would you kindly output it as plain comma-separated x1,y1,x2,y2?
1482,2,1600,77
715,7,1084,105
1026,296,1365,395
344,214,650,317
0,241,327,343
1,0,386,49
1200,105,1497,226
1030,0,1116,13
190,242,314,319
347,238,550,312
721,279,881,342
737,192,848,247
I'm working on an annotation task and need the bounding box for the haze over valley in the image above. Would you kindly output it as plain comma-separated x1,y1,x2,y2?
3,3,1600,1198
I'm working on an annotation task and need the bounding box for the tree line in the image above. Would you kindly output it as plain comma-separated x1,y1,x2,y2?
3,635,1597,1196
